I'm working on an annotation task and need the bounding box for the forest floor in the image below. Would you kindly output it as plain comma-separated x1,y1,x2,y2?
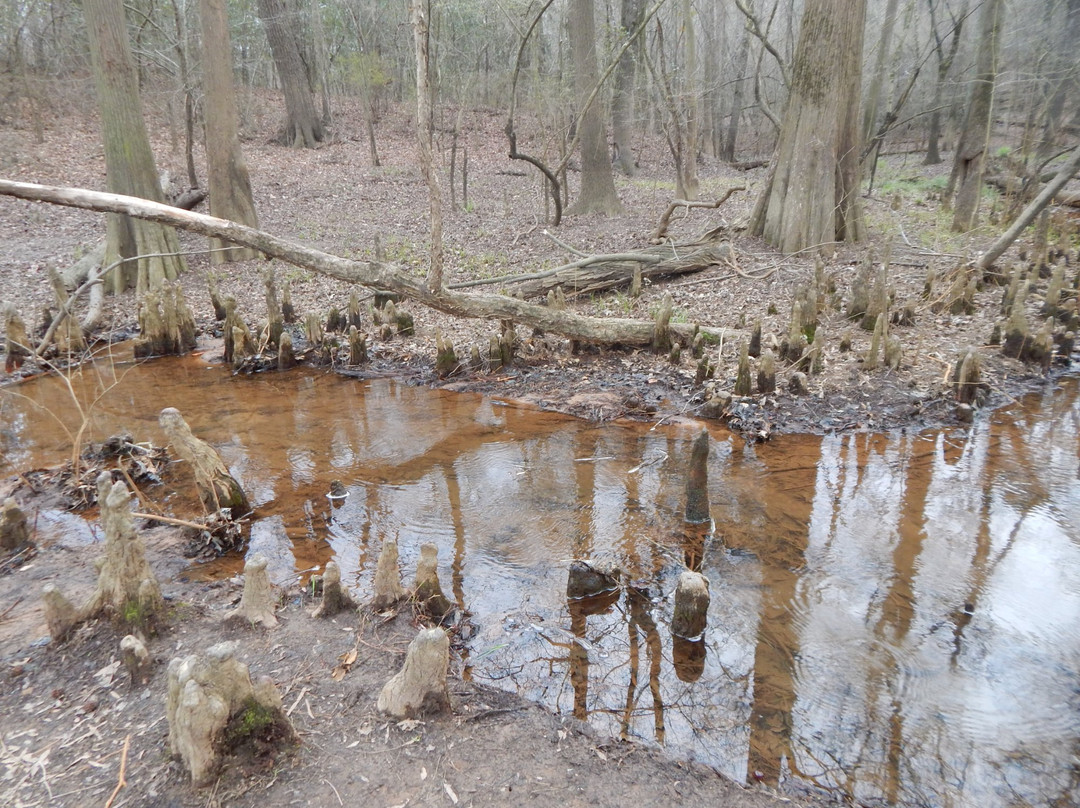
0,91,1078,807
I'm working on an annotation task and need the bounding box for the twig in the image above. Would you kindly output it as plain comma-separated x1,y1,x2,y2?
118,466,161,515
103,735,129,808
130,512,213,530
0,597,23,621
323,778,344,806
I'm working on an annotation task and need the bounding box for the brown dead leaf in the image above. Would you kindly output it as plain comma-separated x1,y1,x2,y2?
331,646,358,681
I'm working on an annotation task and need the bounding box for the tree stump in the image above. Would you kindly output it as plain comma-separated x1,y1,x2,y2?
3,305,30,371
312,561,356,618
734,341,752,396
277,331,297,370
671,570,710,640
83,473,164,631
0,497,32,553
42,583,79,641
224,554,278,628
371,538,405,611
566,559,621,600
684,430,711,525
166,641,296,785
120,634,152,684
411,543,453,618
159,407,250,519
376,627,450,718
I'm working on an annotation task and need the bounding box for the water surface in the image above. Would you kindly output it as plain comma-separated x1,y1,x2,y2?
2,354,1078,807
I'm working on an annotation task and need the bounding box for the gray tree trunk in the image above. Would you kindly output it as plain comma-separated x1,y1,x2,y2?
722,25,752,162
566,0,623,215
611,0,644,176
748,0,866,253
946,0,1003,232
200,0,260,263
84,0,187,294
256,0,324,148
861,0,901,144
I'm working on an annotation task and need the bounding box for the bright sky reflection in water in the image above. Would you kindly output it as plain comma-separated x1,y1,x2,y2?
2,354,1078,807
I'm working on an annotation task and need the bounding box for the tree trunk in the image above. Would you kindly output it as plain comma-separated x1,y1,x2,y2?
861,0,900,144
410,0,443,291
84,0,187,295
946,0,1003,232
200,0,261,263
256,0,324,148
679,0,700,201
923,0,968,166
748,0,866,253
566,0,623,215
611,0,644,176
722,24,752,163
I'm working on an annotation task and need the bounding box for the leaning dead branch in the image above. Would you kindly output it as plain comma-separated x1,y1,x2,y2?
0,180,739,347
650,187,745,244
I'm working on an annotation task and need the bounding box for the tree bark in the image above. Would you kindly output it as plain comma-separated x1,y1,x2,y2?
256,0,323,148
84,0,187,295
200,0,261,263
946,0,1003,232
0,180,741,348
748,0,866,253
566,0,623,215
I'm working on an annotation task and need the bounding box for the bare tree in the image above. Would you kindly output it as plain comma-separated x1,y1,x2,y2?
200,0,260,263
945,0,1004,232
748,0,866,253
84,0,187,294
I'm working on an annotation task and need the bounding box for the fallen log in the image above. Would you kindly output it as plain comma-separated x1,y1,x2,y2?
0,180,742,348
449,240,736,300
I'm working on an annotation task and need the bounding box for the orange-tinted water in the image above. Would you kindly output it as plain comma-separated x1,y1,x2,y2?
3,354,1078,807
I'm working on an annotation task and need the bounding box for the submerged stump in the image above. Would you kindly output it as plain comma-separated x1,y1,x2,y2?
377,627,450,718
159,407,250,519
166,641,297,786
684,430,711,525
671,570,710,640
566,559,621,600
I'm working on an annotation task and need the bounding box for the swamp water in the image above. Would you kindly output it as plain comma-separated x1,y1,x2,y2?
1,354,1078,807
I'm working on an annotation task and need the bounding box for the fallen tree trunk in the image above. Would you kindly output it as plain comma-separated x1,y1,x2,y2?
0,180,740,347
449,241,735,300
